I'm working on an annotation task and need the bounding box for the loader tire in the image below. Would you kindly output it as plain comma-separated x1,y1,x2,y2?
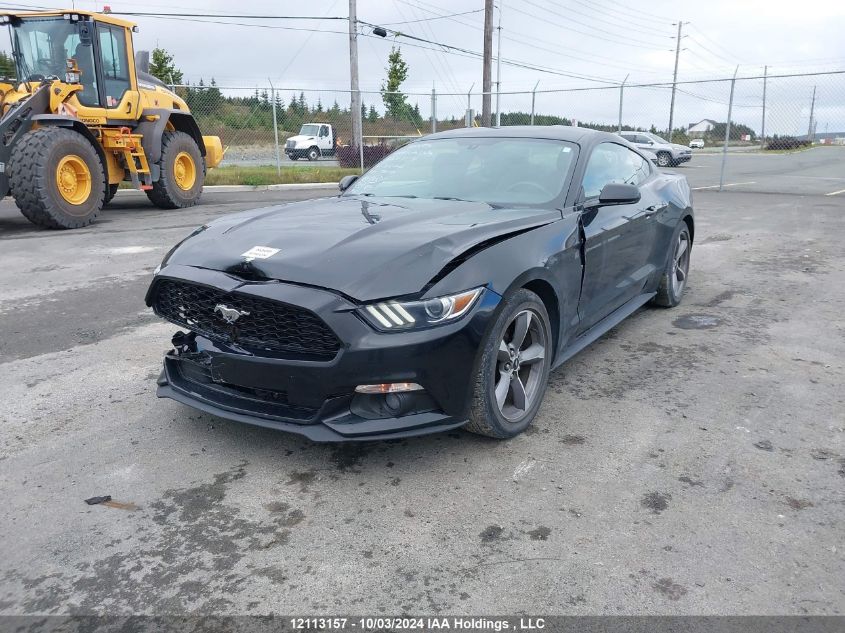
104,183,119,205
9,127,105,229
146,131,204,209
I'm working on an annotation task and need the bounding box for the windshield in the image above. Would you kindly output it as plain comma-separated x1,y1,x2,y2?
299,124,320,136
11,18,81,80
346,137,578,206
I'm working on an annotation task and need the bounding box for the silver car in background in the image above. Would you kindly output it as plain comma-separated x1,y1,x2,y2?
619,131,693,167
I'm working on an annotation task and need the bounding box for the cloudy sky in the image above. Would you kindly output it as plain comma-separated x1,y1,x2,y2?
5,0,845,133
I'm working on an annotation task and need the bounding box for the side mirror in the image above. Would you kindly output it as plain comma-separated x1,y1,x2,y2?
599,182,640,205
583,183,641,209
338,174,359,192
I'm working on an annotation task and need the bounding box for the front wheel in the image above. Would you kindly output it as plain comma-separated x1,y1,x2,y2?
146,131,204,210
652,222,692,307
9,127,105,229
306,146,320,161
466,289,552,439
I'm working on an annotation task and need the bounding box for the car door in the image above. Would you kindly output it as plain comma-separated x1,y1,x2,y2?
577,142,658,333
318,125,331,152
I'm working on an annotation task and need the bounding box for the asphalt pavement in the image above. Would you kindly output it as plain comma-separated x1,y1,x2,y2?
665,146,845,195
0,180,843,615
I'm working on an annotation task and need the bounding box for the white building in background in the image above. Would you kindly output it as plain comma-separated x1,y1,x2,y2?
687,119,718,137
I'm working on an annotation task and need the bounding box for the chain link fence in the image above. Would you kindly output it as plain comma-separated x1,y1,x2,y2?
185,70,845,195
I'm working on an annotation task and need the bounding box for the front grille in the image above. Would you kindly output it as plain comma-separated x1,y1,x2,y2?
153,279,341,360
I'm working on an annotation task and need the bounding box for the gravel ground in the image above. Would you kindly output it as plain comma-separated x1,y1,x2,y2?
0,188,843,615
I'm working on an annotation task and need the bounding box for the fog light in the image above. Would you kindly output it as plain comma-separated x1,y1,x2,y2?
355,382,423,394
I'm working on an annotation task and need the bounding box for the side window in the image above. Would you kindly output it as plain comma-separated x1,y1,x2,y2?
582,143,648,199
620,134,636,143
630,150,651,185
98,25,130,107
320,125,329,137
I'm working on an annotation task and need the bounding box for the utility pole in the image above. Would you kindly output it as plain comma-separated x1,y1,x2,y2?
618,74,628,133
667,20,685,143
495,4,502,127
481,0,494,127
718,66,739,192
760,65,767,146
349,0,363,170
807,85,817,141
269,79,280,177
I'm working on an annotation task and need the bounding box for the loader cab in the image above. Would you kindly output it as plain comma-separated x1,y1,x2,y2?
4,12,138,118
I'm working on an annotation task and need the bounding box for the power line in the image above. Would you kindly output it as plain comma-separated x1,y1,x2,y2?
110,11,348,20
565,0,673,31
531,0,675,38
382,8,484,26
512,0,672,51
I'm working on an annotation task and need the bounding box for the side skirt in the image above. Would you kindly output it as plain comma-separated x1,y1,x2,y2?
552,292,655,369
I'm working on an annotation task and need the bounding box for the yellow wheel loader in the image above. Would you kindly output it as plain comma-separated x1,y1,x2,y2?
0,10,223,229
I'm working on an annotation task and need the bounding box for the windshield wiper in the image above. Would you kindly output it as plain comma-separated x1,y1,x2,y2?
355,193,418,198
433,196,471,202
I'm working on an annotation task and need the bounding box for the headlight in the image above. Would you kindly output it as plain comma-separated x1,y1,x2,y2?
359,287,484,331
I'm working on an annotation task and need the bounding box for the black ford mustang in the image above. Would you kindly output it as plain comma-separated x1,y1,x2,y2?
146,127,693,441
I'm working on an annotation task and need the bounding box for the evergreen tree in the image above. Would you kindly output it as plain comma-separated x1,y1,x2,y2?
0,51,16,78
367,105,378,122
149,47,183,84
380,46,409,119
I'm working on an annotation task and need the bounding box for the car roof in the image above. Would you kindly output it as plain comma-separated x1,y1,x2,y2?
424,125,622,145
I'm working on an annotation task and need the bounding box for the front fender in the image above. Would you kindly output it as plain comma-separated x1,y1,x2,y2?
425,214,582,356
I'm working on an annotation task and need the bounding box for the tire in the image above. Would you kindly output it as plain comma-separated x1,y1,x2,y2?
145,131,204,210
104,183,119,205
656,152,671,167
9,127,105,229
289,154,299,161
465,288,553,439
306,146,320,161
651,222,692,308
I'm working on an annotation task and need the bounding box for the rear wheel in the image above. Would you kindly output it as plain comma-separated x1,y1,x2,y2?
104,183,119,205
652,222,692,307
466,289,552,439
9,127,105,229
656,152,671,167
146,131,204,209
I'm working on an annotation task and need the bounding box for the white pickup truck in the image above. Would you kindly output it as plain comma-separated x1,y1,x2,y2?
284,123,337,161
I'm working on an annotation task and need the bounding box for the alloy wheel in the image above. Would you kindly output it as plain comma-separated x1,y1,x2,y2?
494,309,547,422
671,230,691,296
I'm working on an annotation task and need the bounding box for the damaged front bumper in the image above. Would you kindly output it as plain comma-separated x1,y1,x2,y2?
151,266,502,442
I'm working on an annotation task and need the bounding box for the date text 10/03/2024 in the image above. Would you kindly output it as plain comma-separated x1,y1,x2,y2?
290,617,547,631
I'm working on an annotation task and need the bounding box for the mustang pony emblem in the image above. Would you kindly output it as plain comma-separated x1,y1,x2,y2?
214,304,250,324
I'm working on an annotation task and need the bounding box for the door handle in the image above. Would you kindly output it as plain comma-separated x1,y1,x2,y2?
644,203,667,216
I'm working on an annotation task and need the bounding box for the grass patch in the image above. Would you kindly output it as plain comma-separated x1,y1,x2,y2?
205,165,358,186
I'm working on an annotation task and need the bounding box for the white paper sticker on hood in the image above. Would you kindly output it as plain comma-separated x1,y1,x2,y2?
241,246,281,261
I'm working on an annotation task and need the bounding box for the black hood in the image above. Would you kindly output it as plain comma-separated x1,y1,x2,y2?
164,196,561,301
